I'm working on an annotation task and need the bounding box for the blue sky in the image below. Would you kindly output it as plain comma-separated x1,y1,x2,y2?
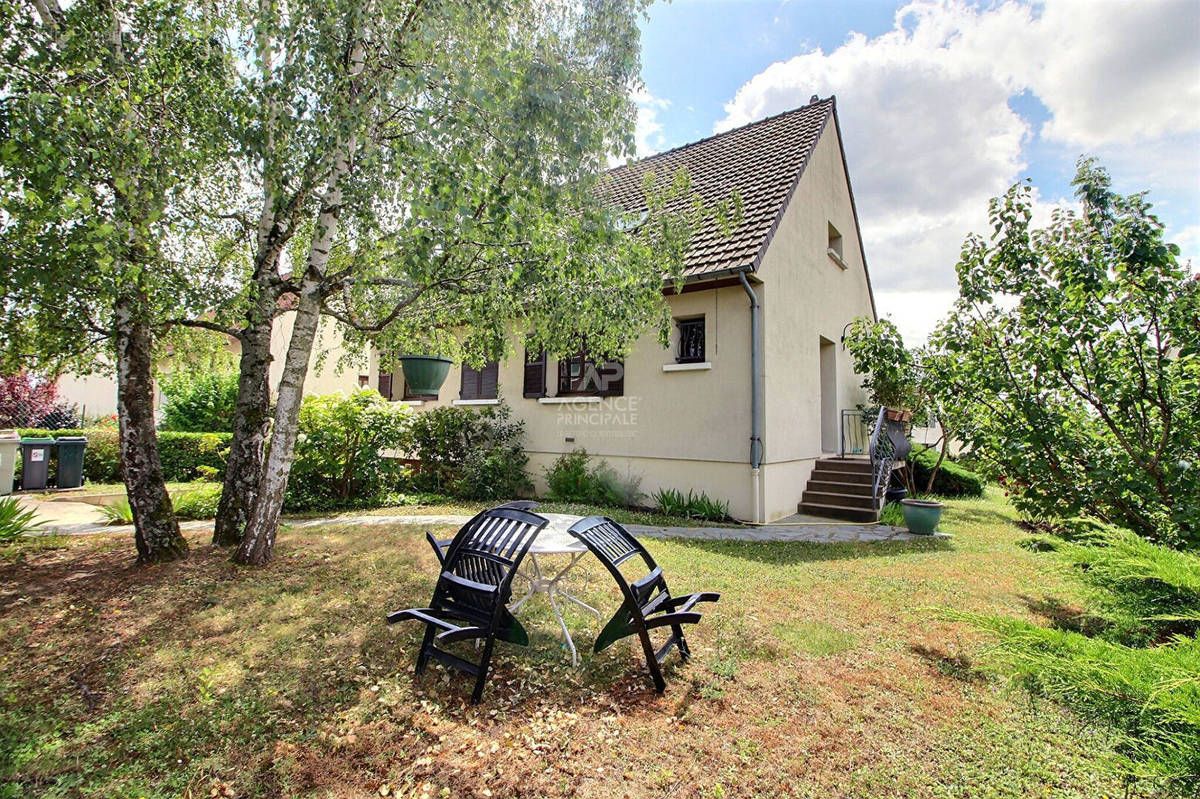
635,0,1200,343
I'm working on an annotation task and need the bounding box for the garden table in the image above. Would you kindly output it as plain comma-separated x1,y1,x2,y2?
507,513,602,666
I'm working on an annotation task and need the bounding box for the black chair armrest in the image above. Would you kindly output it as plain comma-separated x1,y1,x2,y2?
643,611,703,629
667,592,721,613
426,531,452,564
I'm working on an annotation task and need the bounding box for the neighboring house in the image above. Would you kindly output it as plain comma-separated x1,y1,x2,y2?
375,96,877,522
54,316,367,421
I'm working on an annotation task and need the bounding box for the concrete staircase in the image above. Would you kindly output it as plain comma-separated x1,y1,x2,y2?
799,457,880,522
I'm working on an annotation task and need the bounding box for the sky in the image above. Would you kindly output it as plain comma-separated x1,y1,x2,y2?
634,0,1200,343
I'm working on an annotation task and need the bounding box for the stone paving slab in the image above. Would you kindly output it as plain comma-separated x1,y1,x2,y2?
21,504,950,544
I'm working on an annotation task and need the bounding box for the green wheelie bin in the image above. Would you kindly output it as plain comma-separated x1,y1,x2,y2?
55,436,88,489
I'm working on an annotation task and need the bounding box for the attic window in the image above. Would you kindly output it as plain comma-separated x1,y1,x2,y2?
827,222,846,269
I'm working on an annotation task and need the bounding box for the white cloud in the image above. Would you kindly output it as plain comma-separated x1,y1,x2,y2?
715,0,1200,341
633,89,670,157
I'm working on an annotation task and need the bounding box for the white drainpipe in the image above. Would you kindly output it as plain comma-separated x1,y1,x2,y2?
738,270,763,523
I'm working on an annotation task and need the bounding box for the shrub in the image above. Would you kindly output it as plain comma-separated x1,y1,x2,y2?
954,523,1200,791
0,497,42,544
172,484,222,520
544,449,592,502
652,488,730,521
406,403,532,501
160,372,240,432
879,501,905,527
908,446,984,497
98,498,133,525
285,390,411,511
0,372,78,429
17,428,231,484
545,449,643,508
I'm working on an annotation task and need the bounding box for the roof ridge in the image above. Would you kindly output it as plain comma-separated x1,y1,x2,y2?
609,94,835,174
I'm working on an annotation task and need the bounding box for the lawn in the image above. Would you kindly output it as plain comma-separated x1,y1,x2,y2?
0,490,1132,798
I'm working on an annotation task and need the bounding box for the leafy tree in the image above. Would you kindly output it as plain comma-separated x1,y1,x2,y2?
0,372,78,428
223,0,723,564
160,373,240,433
930,159,1200,547
0,0,242,561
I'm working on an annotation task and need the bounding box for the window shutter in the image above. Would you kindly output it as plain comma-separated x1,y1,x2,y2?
462,361,499,400
461,365,481,400
480,361,499,399
523,348,546,397
377,372,393,401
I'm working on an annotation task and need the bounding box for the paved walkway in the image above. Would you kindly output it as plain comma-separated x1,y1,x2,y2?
14,495,948,544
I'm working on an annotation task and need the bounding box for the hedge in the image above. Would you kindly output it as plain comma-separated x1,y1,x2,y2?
17,428,231,484
909,445,985,497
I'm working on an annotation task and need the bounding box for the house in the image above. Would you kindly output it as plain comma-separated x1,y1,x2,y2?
54,95,877,523
373,96,877,522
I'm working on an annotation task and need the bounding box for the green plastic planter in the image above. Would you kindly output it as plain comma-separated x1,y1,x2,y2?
398,355,452,395
900,498,943,535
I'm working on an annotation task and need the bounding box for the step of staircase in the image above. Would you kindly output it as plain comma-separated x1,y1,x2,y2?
798,457,880,523
806,479,875,497
795,501,879,523
801,490,877,509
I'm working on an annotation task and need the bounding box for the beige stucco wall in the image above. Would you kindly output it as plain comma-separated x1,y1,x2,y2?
53,371,121,421
756,117,875,521
377,285,760,519
271,311,368,398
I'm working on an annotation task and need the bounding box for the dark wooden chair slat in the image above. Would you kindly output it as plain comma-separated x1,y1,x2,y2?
387,506,547,703
567,516,720,693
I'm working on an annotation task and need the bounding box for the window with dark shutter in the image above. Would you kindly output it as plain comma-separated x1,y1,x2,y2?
461,360,499,400
403,379,438,401
523,345,546,398
557,345,623,396
676,316,705,363
377,371,393,401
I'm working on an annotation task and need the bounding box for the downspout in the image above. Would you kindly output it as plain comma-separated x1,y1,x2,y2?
738,270,763,523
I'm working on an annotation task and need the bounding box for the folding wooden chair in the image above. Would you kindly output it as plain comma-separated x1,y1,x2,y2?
567,515,719,692
387,506,548,702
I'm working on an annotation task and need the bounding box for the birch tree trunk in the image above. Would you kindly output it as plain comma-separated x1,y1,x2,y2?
234,276,324,564
212,312,273,546
116,293,187,563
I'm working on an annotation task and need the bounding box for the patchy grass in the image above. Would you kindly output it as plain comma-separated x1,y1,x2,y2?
0,489,1134,797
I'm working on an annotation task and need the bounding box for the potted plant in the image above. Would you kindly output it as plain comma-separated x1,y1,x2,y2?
900,497,943,535
397,354,453,395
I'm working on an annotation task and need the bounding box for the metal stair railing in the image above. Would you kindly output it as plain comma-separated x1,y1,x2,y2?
867,407,894,511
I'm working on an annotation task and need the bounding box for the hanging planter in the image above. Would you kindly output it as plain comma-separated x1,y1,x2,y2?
397,355,453,395
885,407,912,422
900,498,943,535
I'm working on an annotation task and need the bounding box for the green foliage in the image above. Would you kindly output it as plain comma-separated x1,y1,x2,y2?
160,373,240,433
929,159,1200,547
405,403,532,501
957,615,1200,792
955,522,1200,791
285,391,411,512
544,449,643,508
879,501,905,527
909,447,984,497
1045,523,1200,644
844,318,919,412
171,484,223,521
0,498,42,544
98,498,134,526
17,428,230,484
652,488,731,521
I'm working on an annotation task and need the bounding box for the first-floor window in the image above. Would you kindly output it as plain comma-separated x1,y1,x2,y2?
523,343,547,398
461,360,499,400
557,345,623,396
676,316,705,363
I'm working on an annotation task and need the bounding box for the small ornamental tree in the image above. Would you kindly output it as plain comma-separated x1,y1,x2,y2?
930,159,1200,548
0,372,77,429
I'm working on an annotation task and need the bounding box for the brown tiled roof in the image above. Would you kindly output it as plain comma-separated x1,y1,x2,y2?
598,96,835,279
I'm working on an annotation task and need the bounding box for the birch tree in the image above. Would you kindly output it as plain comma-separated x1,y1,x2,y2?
225,0,712,564
0,0,241,562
